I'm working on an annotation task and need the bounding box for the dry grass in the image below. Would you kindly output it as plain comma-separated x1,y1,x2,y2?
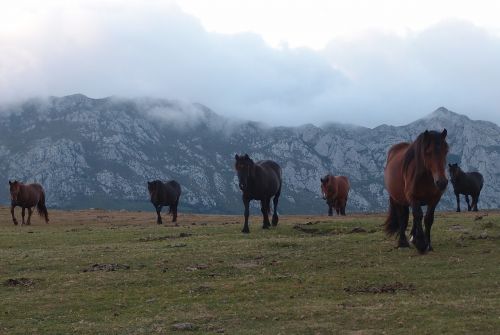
0,206,499,334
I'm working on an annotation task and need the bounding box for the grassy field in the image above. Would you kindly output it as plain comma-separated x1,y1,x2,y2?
0,206,499,334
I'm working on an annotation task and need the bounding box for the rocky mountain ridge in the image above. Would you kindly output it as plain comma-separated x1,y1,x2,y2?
1,95,498,214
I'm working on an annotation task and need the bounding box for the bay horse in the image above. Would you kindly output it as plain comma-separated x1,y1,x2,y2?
9,181,49,225
448,163,484,212
384,129,449,253
320,174,350,216
234,154,282,233
147,180,181,224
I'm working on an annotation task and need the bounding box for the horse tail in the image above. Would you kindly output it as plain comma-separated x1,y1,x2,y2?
37,191,49,223
384,197,400,236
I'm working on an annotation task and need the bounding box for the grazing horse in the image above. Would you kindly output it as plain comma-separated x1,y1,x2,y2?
234,154,282,233
9,181,49,225
384,129,449,253
320,174,350,216
147,180,181,224
448,163,484,212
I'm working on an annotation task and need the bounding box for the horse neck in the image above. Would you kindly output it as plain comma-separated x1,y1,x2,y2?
244,165,262,194
405,141,427,177
16,184,31,204
327,176,338,194
454,169,467,183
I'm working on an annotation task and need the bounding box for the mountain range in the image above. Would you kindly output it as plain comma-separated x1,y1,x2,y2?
0,94,498,214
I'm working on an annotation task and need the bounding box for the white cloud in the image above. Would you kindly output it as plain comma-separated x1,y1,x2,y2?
0,3,499,127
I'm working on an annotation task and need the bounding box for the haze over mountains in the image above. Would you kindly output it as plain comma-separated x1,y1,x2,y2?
0,94,498,214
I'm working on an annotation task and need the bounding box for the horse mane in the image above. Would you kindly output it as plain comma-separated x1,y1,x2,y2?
403,130,448,179
402,132,426,177
148,180,164,191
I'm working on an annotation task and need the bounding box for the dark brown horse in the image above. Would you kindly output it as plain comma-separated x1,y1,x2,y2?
320,174,350,216
147,180,181,224
384,129,449,253
9,181,49,225
234,154,282,233
448,163,484,212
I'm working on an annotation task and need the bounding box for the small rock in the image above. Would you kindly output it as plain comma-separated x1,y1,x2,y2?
171,322,197,331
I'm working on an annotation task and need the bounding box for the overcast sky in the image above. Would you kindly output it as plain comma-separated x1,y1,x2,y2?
1,0,500,127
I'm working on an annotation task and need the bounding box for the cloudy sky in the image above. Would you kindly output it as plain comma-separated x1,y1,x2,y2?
1,0,500,127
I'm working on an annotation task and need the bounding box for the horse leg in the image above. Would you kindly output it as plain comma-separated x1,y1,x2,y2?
11,204,18,225
156,205,163,225
22,207,26,225
340,200,346,216
328,203,333,216
271,192,280,226
410,203,427,253
424,205,436,251
172,199,179,224
471,194,479,212
397,205,410,248
261,198,271,229
242,197,250,233
455,192,461,212
27,207,33,225
465,195,471,211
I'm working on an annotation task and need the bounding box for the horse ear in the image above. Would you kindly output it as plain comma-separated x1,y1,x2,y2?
441,128,447,138
244,154,249,159
8,180,12,185
234,154,239,160
448,163,452,167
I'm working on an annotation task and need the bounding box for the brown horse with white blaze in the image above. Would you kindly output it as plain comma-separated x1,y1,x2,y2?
320,175,350,216
384,129,448,253
9,180,49,225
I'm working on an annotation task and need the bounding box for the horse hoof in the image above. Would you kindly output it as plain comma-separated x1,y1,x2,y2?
397,240,410,248
413,241,428,254
272,216,278,226
456,209,460,212
262,224,270,229
242,229,250,234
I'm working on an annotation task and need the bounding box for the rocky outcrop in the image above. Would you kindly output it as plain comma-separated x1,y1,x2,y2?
1,96,498,213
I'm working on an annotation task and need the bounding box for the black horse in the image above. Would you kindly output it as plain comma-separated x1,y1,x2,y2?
234,154,282,233
147,180,181,224
448,163,484,212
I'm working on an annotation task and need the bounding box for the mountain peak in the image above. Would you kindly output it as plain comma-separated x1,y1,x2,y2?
422,107,469,122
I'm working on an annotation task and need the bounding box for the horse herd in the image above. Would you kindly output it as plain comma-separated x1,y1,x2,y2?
7,128,485,254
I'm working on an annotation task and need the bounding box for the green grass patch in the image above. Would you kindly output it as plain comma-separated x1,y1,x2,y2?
0,209,499,334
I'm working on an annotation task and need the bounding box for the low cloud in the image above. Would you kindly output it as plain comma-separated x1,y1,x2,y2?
0,3,499,127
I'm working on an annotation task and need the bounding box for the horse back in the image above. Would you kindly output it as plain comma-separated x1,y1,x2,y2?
384,142,411,205
18,183,45,207
467,172,484,190
336,176,350,198
150,180,181,205
165,180,182,197
250,160,282,198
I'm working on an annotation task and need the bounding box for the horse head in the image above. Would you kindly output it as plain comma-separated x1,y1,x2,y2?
420,129,449,191
234,154,255,191
9,180,21,202
320,175,331,200
448,163,461,183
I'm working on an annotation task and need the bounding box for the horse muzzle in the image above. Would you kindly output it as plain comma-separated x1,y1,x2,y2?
435,178,448,191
